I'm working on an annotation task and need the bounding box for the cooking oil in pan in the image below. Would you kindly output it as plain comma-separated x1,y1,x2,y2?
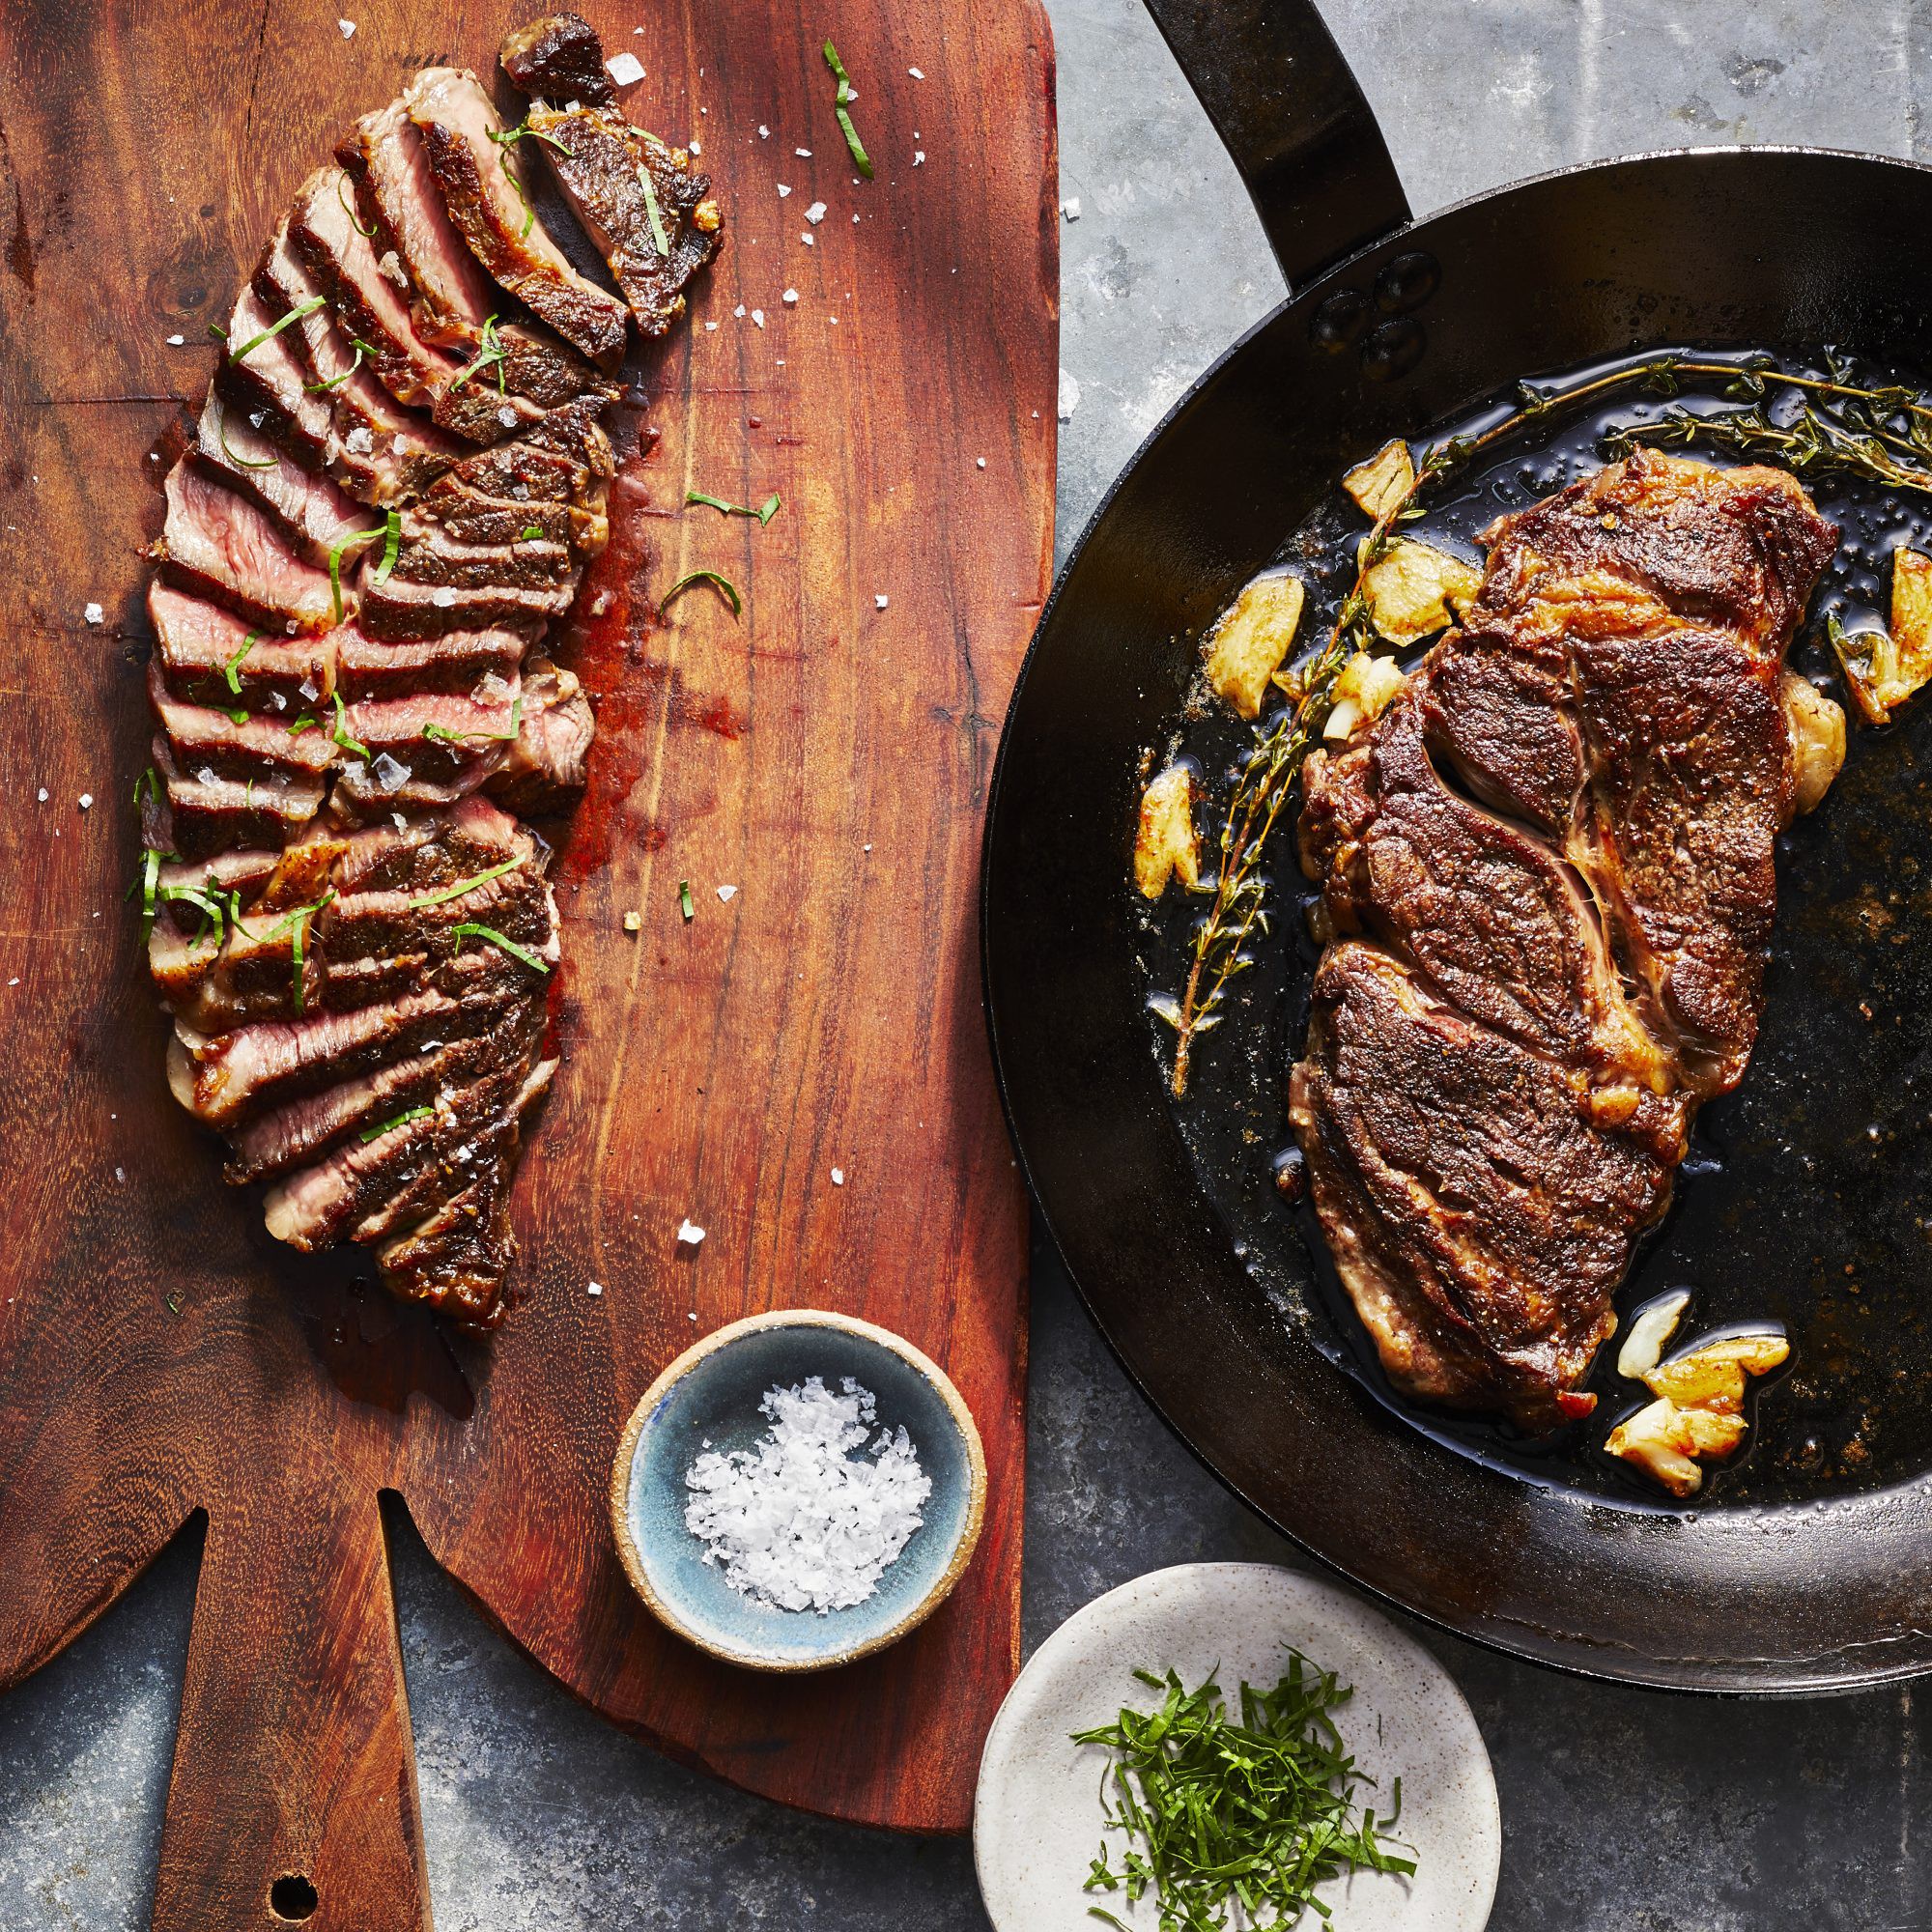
1138,344,1932,1509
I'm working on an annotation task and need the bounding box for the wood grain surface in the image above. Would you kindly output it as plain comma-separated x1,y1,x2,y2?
0,0,1057,1922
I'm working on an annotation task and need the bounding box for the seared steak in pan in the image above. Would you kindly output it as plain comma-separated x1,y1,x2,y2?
1291,451,1839,1428
138,20,718,1325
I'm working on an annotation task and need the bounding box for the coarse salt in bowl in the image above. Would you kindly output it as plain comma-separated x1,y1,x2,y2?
610,1309,987,1671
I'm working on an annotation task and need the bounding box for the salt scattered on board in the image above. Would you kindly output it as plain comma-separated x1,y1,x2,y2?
684,1377,930,1612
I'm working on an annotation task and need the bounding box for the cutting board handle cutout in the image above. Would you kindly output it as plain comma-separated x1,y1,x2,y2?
151,1490,431,1932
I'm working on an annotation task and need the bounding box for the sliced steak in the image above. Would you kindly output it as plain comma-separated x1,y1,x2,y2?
500,14,722,338
488,662,593,811
150,584,334,709
406,66,629,361
216,283,335,468
1293,452,1838,1431
263,1056,532,1250
149,658,341,784
337,99,605,408
359,566,577,639
156,457,342,633
334,623,526,696
226,1031,512,1181
192,392,377,566
376,1058,555,1326
139,48,681,1326
149,733,327,859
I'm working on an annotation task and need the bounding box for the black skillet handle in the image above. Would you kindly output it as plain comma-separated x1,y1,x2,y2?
1140,0,1410,292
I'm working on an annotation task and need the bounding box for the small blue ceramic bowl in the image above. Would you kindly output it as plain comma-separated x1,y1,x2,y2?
610,1309,987,1671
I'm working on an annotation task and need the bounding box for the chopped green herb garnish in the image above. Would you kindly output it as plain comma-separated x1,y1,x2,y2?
330,690,370,759
336,168,380,240
360,1104,435,1144
519,525,543,541
487,122,566,240
226,706,250,726
679,878,695,922
421,694,523,746
489,116,569,154
686,489,781,526
637,163,671,257
449,922,549,972
164,1291,184,1317
290,905,310,1013
287,715,318,735
228,295,326,364
326,524,384,623
660,568,743,618
223,629,263,696
132,765,158,811
216,406,280,470
304,337,364,393
1072,1658,1414,1932
823,41,873,179
447,313,509,395
371,507,402,586
136,847,163,944
408,856,521,909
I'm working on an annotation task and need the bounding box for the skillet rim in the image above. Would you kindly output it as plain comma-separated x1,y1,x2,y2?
981,139,1932,1693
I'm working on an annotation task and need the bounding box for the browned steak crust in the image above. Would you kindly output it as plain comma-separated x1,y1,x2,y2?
1292,450,1837,1429
501,14,723,338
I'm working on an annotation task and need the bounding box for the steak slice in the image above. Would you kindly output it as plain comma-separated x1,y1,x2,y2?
406,67,629,362
501,14,722,338
150,584,334,709
156,457,342,633
376,1058,555,1326
217,284,334,468
334,623,526,696
149,733,327,859
488,662,593,811
192,392,377,566
252,222,469,504
1292,452,1839,1430
336,99,606,408
358,568,576,639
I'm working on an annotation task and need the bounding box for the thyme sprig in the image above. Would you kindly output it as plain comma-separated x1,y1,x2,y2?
1605,352,1932,495
1073,1657,1412,1932
1162,444,1449,1097
1160,349,1932,1096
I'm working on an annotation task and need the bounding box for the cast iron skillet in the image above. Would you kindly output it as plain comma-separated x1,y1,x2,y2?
983,0,1932,1691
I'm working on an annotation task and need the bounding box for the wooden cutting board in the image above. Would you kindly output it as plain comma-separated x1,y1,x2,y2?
0,0,1056,1922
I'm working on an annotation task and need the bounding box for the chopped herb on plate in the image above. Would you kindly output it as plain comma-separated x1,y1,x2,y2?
1072,1655,1413,1930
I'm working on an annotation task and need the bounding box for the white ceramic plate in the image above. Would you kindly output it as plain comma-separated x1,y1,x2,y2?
976,1563,1499,1932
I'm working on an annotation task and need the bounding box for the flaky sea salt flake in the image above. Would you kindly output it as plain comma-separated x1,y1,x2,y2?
684,1377,931,1612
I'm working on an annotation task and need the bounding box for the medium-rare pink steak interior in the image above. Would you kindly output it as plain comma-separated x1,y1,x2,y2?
1290,451,1840,1429
138,14,720,1327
